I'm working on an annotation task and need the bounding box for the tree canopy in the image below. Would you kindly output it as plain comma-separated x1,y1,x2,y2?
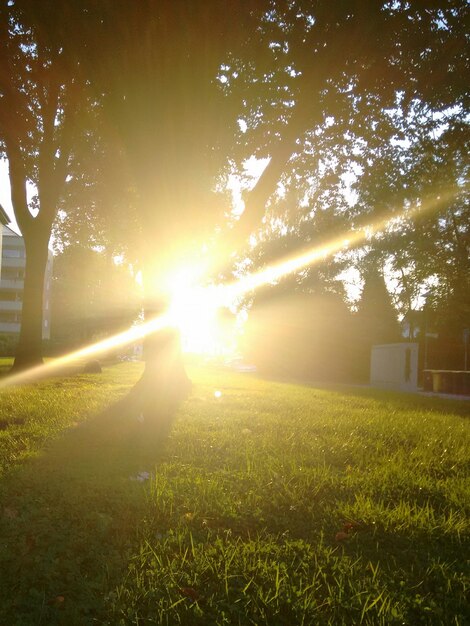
51,246,141,348
0,0,88,368
1,0,468,371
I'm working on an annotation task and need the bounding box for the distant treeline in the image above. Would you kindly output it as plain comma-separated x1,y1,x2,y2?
241,291,468,384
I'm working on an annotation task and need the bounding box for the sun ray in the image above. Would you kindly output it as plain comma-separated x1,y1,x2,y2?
0,188,456,389
225,189,456,301
0,313,173,389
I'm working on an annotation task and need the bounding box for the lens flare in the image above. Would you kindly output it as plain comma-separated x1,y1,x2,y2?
225,190,455,301
0,313,172,389
0,189,455,389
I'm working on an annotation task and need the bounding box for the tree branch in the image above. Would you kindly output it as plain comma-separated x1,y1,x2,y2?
37,77,78,232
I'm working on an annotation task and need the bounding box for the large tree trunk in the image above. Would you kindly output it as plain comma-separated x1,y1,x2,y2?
136,289,191,422
134,183,192,406
141,322,191,404
11,232,49,372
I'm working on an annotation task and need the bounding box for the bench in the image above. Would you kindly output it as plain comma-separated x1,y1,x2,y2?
423,370,470,395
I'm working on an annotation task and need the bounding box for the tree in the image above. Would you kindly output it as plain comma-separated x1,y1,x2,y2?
60,2,273,395
4,1,468,379
243,283,355,382
70,2,467,397
352,264,402,381
76,4,466,278
51,246,141,349
0,0,86,370
51,102,144,264
215,0,468,254
350,92,469,371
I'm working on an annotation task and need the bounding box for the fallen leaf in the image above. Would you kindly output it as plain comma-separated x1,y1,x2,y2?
179,587,200,601
342,520,363,532
335,531,350,542
48,595,65,607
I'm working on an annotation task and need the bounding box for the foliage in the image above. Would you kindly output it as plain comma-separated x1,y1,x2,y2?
51,2,469,274
50,246,141,347
58,1,271,285
1,1,469,367
51,108,144,263
221,0,468,247
358,109,467,297
243,288,355,382
241,262,401,383
0,0,90,368
349,265,403,381
0,363,468,624
0,334,18,357
348,96,469,369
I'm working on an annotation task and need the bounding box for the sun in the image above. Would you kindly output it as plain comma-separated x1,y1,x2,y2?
165,268,237,356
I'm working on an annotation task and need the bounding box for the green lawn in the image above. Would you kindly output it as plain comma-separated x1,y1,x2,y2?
0,362,468,625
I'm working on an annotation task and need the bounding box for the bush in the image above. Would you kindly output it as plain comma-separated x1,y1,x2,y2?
0,333,18,357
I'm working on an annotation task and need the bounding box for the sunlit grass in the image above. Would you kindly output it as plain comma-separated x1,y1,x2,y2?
0,363,468,624
0,360,144,477
0,314,171,388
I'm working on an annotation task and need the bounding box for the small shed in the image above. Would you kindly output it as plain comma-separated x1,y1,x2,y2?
370,343,419,391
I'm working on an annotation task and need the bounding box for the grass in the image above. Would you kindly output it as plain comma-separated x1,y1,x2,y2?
0,361,469,625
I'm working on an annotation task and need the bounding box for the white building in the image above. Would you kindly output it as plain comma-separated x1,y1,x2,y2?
0,207,52,339
370,342,419,391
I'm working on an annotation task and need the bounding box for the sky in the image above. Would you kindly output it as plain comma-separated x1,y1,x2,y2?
0,160,20,234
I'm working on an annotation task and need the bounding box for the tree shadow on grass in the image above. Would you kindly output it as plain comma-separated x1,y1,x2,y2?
0,377,186,625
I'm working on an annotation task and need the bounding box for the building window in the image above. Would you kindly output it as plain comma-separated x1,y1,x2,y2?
0,268,25,281
0,292,20,302
3,249,23,258
0,311,22,323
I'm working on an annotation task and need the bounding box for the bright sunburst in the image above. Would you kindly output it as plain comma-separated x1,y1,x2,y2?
167,277,236,356
0,189,454,388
